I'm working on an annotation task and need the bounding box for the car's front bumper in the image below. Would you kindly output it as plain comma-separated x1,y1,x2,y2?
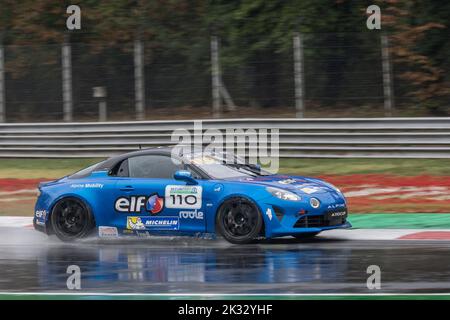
268,220,352,238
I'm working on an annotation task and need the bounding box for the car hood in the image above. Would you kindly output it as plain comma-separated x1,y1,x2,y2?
226,174,339,196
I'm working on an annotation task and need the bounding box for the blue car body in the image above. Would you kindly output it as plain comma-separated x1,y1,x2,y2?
34,148,351,240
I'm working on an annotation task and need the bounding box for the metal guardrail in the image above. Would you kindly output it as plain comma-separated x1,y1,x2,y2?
0,118,449,158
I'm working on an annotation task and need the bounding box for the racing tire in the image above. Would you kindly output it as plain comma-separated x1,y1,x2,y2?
293,232,320,240
216,197,263,244
50,197,96,242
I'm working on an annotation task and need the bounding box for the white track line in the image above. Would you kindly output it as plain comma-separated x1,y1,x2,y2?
0,216,449,241
0,292,449,297
0,216,33,228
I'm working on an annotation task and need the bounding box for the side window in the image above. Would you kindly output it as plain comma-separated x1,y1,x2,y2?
116,159,129,177
109,159,129,177
128,155,183,179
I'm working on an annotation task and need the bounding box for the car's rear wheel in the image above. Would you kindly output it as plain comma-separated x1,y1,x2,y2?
293,232,320,240
50,197,95,242
216,197,263,244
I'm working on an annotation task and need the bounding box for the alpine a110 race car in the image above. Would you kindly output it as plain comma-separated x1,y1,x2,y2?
34,148,351,244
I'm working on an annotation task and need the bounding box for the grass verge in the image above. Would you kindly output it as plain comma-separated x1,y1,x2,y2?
0,158,449,179
349,214,450,229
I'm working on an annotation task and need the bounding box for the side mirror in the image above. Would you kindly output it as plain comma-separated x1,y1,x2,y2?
174,170,198,185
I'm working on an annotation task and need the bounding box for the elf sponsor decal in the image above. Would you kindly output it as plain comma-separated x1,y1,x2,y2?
127,216,179,231
115,194,164,214
35,210,47,219
179,209,204,220
165,185,202,209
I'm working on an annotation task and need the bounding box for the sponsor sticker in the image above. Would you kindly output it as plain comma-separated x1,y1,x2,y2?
330,211,347,217
127,217,146,230
179,209,204,220
299,186,321,194
266,208,273,220
115,194,164,214
98,226,119,238
127,216,179,231
35,210,47,219
278,179,297,185
165,185,202,209
327,203,346,210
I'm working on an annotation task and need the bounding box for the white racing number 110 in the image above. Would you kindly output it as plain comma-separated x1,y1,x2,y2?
165,185,202,209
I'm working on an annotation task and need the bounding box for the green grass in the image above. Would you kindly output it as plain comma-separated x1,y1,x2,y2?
0,157,449,179
349,214,450,229
280,158,450,176
0,158,103,179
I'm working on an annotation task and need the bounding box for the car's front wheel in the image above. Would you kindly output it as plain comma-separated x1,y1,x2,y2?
50,197,95,241
216,197,263,244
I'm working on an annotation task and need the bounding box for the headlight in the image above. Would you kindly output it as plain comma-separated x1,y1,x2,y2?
266,187,300,201
310,197,320,208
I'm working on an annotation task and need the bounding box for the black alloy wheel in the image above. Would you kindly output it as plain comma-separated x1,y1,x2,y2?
216,197,263,244
50,197,95,241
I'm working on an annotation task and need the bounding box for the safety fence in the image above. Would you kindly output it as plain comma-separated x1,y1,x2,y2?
0,118,449,158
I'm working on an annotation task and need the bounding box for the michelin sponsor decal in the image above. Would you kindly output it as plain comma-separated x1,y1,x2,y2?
127,216,179,231
165,185,202,209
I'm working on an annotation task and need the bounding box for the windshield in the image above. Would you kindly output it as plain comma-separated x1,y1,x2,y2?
183,151,271,179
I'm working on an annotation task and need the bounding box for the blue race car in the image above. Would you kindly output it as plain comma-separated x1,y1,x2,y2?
34,148,351,244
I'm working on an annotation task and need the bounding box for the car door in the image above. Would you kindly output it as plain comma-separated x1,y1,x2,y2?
112,154,207,234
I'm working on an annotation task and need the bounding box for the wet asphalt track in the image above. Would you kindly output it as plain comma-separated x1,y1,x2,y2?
0,227,449,294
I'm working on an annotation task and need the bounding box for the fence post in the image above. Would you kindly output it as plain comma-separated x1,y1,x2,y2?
210,35,222,117
381,33,394,117
293,31,305,118
62,35,73,122
134,38,145,120
0,42,5,122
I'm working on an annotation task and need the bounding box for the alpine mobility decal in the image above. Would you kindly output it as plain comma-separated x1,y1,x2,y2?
115,194,164,214
127,216,179,231
165,185,202,209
